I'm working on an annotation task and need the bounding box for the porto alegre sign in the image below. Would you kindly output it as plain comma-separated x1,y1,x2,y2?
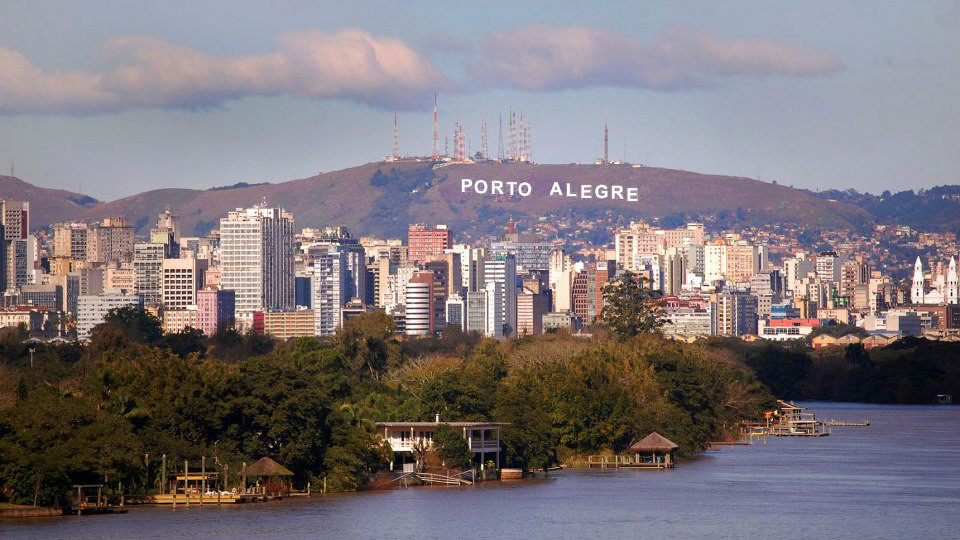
460,178,640,201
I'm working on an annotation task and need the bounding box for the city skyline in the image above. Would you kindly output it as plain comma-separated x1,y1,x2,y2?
1,1,959,199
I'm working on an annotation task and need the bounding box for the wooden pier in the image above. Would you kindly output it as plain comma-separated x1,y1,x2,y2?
828,420,870,427
587,455,674,469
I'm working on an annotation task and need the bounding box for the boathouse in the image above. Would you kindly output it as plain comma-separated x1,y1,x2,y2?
629,432,678,468
376,417,508,472
243,457,295,497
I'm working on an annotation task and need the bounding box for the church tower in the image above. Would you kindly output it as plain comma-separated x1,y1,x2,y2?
911,257,925,304
947,257,959,305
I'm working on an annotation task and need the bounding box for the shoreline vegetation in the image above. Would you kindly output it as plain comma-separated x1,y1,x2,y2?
1,276,957,508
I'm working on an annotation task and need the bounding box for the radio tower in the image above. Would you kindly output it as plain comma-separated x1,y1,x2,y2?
497,114,504,160
391,113,399,160
481,117,488,160
508,109,517,160
523,115,532,162
454,113,465,161
603,123,609,164
431,93,440,160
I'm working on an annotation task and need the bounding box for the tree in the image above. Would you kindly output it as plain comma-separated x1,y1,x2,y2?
432,424,473,468
598,272,667,339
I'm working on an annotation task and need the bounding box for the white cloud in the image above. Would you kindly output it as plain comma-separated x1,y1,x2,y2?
468,25,843,91
0,29,450,115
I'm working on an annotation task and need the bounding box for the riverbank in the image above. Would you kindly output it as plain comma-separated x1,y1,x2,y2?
2,403,956,539
0,504,61,519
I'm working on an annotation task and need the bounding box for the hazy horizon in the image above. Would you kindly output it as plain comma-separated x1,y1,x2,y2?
1,0,958,200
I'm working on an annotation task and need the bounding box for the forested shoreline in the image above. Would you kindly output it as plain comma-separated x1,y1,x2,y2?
0,306,772,507
2,291,957,508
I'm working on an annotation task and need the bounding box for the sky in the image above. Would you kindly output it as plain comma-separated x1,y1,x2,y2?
0,0,958,201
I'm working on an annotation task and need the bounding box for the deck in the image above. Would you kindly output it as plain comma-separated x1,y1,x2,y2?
587,456,674,469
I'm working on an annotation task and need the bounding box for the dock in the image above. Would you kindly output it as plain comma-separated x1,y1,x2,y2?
586,455,674,469
828,420,870,427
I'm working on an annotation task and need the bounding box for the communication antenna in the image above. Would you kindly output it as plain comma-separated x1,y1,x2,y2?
497,114,504,160
431,93,440,160
604,123,609,164
481,117,488,160
391,113,399,160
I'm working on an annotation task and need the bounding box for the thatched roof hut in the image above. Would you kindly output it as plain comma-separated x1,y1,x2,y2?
243,457,294,478
629,432,678,453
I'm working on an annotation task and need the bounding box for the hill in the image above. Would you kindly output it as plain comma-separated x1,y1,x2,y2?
0,175,99,228
6,162,874,238
806,186,960,233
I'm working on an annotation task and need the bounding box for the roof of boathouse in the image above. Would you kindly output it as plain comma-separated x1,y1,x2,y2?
629,432,679,452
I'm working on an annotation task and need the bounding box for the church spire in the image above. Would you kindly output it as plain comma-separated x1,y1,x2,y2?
912,256,925,304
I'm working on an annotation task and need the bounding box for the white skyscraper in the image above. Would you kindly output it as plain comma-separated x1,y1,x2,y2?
313,247,348,337
483,254,517,337
219,205,295,325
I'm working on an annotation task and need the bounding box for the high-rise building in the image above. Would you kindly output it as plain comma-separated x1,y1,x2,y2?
490,233,553,272
87,218,135,263
196,287,235,336
53,222,88,260
407,224,453,263
465,289,487,335
77,292,142,341
445,293,465,330
134,243,165,305
405,272,435,336
313,247,348,337
571,261,613,324
219,205,295,322
516,286,549,336
483,254,517,337
483,280,504,338
716,291,758,337
162,257,205,309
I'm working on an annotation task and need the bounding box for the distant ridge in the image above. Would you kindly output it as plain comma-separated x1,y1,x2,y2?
0,175,100,228
2,162,876,238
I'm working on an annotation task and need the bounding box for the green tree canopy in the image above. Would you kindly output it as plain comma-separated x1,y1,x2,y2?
598,272,667,339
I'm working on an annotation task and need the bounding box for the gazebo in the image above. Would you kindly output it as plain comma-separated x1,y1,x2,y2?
629,432,678,469
243,457,295,496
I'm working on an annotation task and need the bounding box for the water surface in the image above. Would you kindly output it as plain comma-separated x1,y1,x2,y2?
3,402,958,539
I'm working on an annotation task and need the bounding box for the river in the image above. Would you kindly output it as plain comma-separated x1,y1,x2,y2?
3,402,958,539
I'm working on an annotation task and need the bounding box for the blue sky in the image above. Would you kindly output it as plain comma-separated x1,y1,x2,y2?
0,1,958,200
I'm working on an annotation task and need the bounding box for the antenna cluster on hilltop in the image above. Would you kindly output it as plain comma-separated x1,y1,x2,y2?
384,93,533,164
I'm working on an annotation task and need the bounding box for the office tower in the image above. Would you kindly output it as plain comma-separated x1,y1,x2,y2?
304,228,366,304
663,250,687,296
571,261,613,324
162,257,205,309
516,286,549,336
134,243,165,305
19,283,63,311
196,287,235,336
313,247,348,337
716,291,758,337
295,273,312,308
407,224,452,263
816,251,844,284
219,205,295,322
77,292,142,341
405,272,435,336
79,267,105,296
490,232,553,273
87,218,135,263
53,222,88,260
465,289,488,335
704,244,726,283
445,293,465,330
725,244,758,284
484,281,504,338
483,254,517,337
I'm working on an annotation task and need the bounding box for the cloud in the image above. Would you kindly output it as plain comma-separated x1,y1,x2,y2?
0,29,450,115
467,25,843,91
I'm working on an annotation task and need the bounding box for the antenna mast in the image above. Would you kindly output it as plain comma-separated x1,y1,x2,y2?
497,114,504,160
391,113,399,160
431,93,440,160
603,123,609,164
481,117,488,160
